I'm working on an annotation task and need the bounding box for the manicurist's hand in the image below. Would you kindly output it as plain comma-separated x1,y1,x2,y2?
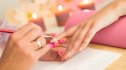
0,23,50,70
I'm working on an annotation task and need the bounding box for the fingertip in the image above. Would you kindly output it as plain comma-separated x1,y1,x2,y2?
58,49,66,57
50,33,66,43
78,47,84,52
47,44,53,48
43,44,51,50
58,39,65,44
78,44,88,52
61,51,72,61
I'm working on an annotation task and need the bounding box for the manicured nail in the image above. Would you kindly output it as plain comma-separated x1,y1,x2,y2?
48,43,55,48
47,44,52,48
58,50,65,57
58,39,65,44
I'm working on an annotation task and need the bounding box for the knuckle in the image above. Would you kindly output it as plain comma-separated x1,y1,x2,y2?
14,39,23,48
72,46,79,52
29,23,36,27
29,23,41,29
33,24,41,30
9,33,17,41
72,42,82,51
76,37,82,43
35,28,42,33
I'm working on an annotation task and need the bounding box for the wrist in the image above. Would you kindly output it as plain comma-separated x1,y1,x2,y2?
93,0,126,34
115,0,126,16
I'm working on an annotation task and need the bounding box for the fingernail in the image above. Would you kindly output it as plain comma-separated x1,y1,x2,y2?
58,39,65,44
58,50,65,57
53,41,59,46
47,44,52,48
48,43,55,48
50,41,59,48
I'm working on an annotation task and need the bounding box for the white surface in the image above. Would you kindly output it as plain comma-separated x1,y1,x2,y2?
31,48,121,70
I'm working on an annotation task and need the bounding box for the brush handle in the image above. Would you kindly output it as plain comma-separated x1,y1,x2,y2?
0,29,15,33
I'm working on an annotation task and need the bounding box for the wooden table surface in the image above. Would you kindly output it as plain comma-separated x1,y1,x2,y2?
89,44,126,70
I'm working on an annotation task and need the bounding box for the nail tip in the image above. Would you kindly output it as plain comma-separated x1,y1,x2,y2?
47,44,54,48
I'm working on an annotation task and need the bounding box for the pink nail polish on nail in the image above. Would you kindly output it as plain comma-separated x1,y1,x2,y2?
58,39,65,44
58,50,64,57
48,43,55,48
54,41,59,46
48,44,52,48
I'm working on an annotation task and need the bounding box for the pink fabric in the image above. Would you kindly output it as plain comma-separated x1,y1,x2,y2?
65,10,126,48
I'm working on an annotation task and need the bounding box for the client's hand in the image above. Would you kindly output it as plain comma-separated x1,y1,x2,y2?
0,23,50,70
39,47,66,61
40,35,67,61
52,0,123,61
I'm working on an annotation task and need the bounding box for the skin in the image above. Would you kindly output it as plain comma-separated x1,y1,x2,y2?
39,34,67,61
0,0,126,70
0,23,50,70
52,0,126,61
0,23,67,70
